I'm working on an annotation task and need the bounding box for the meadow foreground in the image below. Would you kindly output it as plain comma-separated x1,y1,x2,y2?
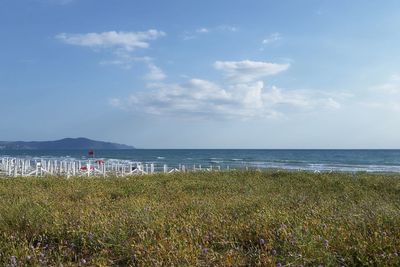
0,171,399,266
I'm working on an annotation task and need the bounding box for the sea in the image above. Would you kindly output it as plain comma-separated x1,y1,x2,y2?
1,149,400,173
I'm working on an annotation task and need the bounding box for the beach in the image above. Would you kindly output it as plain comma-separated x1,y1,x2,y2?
2,149,400,176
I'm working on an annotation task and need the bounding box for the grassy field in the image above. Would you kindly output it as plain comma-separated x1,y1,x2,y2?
0,171,399,266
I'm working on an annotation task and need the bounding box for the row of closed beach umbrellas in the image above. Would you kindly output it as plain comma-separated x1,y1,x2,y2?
0,157,228,177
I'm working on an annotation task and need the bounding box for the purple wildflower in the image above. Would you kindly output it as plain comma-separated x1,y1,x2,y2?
8,256,17,267
259,238,265,246
131,255,137,263
87,232,94,240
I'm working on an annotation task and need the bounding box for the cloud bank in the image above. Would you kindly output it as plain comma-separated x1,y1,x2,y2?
111,60,340,119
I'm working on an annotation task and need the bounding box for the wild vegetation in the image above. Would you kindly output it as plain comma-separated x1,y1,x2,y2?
0,171,399,266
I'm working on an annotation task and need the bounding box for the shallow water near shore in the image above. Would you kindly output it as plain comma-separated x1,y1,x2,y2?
2,149,400,173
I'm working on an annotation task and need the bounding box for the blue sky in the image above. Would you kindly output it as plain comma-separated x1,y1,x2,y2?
1,0,400,148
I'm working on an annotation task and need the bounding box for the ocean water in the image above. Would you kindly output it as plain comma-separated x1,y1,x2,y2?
1,149,400,173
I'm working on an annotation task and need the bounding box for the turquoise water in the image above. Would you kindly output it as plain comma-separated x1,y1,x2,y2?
1,149,400,173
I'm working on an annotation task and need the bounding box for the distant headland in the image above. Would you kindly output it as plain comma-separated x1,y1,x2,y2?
0,138,135,150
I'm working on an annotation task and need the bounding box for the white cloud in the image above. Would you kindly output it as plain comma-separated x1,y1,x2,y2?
325,98,341,109
100,56,159,71
196,28,209,33
182,25,237,40
113,79,274,118
99,59,134,70
214,60,290,83
262,32,282,44
58,30,166,78
111,78,340,119
145,63,166,81
263,87,342,110
109,57,341,119
56,30,165,51
263,86,310,108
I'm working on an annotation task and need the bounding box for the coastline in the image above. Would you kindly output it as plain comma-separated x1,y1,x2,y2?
2,149,400,176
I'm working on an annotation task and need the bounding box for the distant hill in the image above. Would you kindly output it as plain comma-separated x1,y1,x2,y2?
0,138,134,150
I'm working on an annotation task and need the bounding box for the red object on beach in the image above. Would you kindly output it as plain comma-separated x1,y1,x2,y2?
88,149,94,157
95,160,104,164
80,165,94,170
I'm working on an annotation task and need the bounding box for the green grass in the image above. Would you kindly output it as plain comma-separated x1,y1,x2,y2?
0,171,399,266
